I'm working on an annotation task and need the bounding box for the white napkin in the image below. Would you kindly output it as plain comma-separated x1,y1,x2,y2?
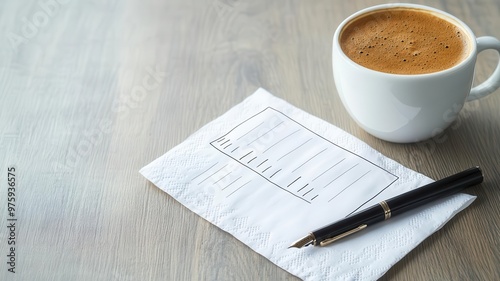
140,88,475,280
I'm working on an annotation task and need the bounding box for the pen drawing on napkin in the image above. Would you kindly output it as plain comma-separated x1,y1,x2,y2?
140,88,475,281
204,107,398,219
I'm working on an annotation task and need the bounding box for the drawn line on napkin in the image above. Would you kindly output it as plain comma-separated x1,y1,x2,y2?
226,180,252,198
287,176,302,187
303,188,314,196
270,169,282,178
231,146,240,153
257,159,268,168
348,177,399,215
297,183,309,192
236,121,265,140
246,121,285,146
263,129,300,153
262,166,272,173
247,156,257,164
198,164,229,185
322,163,359,189
312,158,346,182
213,171,232,184
220,139,230,146
190,162,219,181
240,151,253,160
328,170,371,202
292,148,328,173
277,138,312,161
222,176,243,190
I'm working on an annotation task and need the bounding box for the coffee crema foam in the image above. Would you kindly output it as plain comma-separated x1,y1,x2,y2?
339,8,471,74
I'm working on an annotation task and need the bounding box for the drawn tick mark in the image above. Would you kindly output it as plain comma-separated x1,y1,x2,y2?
297,183,309,192
256,159,268,168
287,176,301,187
262,166,272,173
303,188,314,196
247,156,257,164
239,151,253,160
270,169,282,178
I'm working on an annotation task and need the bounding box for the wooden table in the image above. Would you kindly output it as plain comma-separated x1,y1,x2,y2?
1,0,499,280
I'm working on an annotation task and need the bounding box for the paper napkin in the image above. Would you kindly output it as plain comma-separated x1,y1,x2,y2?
140,88,475,280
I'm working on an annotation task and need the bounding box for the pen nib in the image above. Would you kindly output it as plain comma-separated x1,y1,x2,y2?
288,233,315,249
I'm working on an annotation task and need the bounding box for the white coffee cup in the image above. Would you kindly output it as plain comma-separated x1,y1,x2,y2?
333,3,500,143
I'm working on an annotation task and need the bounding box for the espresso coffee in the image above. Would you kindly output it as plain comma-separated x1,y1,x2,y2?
339,8,471,74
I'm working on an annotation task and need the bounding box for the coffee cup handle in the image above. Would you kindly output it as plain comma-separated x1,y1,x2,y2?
467,36,500,102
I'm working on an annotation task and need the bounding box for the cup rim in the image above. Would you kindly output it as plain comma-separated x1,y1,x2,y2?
333,3,477,77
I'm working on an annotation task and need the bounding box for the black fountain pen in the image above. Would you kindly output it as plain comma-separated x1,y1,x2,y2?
289,166,483,248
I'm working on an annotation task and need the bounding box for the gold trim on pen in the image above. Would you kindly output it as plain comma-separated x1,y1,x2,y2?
319,224,367,246
379,200,391,220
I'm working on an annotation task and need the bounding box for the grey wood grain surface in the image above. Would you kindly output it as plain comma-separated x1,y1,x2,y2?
1,0,499,280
